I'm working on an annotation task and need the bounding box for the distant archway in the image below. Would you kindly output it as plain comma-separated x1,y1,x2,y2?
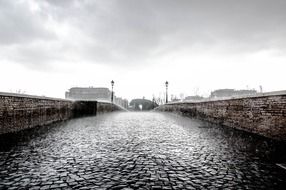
129,99,158,111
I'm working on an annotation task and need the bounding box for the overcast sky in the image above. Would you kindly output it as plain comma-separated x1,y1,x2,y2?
0,0,285,100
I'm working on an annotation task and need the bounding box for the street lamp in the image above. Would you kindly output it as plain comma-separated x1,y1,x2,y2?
165,81,168,104
111,80,114,103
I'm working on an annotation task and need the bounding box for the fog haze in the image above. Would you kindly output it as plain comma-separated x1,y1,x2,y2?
0,0,285,100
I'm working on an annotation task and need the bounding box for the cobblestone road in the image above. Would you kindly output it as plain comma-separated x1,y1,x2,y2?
0,112,286,189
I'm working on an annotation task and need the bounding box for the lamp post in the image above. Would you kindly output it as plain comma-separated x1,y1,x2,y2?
165,81,168,104
111,80,114,103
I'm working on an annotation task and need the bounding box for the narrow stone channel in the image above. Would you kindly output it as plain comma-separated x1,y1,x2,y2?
0,112,285,189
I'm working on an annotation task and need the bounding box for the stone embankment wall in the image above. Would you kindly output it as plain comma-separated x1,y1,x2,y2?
156,94,286,141
97,102,123,113
73,101,123,117
73,101,97,117
0,93,123,135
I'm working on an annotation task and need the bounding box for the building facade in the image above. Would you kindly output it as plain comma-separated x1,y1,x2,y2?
65,87,112,101
65,87,129,109
114,97,129,109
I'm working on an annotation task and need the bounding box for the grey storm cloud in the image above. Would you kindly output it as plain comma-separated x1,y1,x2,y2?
1,0,286,68
0,0,55,45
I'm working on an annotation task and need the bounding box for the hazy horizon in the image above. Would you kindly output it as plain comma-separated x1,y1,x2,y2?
1,0,286,101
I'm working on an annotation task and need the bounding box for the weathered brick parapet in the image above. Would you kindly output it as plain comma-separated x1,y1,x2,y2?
156,94,286,141
0,93,124,135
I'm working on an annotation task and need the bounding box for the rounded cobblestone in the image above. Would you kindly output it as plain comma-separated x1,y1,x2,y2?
0,112,286,189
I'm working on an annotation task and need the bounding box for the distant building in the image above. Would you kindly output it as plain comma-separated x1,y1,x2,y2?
65,87,129,109
65,87,111,101
114,97,129,109
184,95,204,102
210,89,257,99
170,97,181,103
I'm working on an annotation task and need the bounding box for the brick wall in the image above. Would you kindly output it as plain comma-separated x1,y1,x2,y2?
0,94,73,134
156,94,286,141
0,93,125,135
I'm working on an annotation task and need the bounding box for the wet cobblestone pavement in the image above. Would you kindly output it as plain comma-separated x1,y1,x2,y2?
0,112,286,189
